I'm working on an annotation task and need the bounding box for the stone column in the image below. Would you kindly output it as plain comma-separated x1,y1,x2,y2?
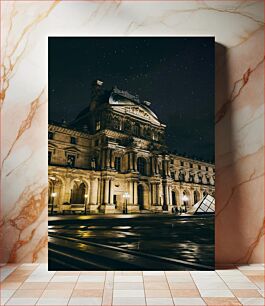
97,178,103,204
104,178,115,214
133,181,138,205
156,183,159,205
110,149,115,169
168,184,173,213
163,160,167,177
63,177,71,204
89,177,98,213
90,177,98,205
129,153,133,171
152,183,157,205
153,157,156,175
164,184,169,205
133,152,137,171
109,179,113,204
106,149,111,168
156,158,160,174
104,178,109,204
149,184,152,207
169,185,172,206
179,189,184,208
128,180,133,205
167,160,170,176
150,183,153,205
159,183,163,206
53,181,61,210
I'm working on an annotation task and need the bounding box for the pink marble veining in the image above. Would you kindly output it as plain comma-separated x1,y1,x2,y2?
0,0,264,264
215,26,264,264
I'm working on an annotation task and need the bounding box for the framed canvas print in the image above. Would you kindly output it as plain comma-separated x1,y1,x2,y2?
48,37,215,271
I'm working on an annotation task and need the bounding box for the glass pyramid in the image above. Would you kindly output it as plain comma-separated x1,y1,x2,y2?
187,194,215,214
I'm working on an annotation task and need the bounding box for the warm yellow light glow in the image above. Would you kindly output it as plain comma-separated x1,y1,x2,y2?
51,192,57,197
123,192,130,199
182,195,188,202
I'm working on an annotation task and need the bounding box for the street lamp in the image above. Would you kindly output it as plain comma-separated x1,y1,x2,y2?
123,192,130,214
182,194,188,212
51,192,57,215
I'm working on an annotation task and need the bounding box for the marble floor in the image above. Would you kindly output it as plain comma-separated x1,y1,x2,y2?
0,264,264,305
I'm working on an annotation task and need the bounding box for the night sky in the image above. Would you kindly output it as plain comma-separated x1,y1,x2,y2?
49,37,214,162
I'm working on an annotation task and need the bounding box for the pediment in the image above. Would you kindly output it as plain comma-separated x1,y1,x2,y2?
111,105,161,126
64,146,81,153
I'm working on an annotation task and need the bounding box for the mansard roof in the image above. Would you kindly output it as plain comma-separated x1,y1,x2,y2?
74,84,160,123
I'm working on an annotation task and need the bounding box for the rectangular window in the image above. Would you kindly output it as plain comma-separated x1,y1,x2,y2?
134,125,139,136
114,157,121,171
48,132,53,139
48,151,52,164
198,165,201,170
190,163,193,168
180,161,184,166
206,166,208,171
67,155,76,167
95,139,99,146
70,137,76,144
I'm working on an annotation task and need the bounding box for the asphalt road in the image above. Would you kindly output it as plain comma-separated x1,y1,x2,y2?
48,214,214,271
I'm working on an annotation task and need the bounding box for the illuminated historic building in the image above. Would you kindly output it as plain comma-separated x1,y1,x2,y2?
48,80,215,214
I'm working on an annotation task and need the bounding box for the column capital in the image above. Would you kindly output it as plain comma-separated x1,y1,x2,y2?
90,174,100,181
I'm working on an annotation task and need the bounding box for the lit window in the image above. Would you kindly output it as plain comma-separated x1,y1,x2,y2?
67,155,76,167
96,121,101,131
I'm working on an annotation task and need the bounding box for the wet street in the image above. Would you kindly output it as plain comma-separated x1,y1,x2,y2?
48,214,214,271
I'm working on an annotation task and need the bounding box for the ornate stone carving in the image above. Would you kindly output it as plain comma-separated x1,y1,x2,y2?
125,106,150,120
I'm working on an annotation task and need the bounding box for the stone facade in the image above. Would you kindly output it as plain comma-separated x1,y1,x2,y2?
48,81,215,214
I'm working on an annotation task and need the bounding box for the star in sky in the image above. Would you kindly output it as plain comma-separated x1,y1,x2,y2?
48,37,214,162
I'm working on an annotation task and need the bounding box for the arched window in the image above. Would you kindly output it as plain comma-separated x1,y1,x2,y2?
71,182,86,204
194,190,200,204
138,184,144,210
182,191,189,212
137,157,146,175
178,171,185,181
172,191,176,205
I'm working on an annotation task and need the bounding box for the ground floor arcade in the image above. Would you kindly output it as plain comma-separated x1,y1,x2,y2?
48,166,215,214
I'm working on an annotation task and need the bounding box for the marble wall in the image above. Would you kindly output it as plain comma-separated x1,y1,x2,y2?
1,1,264,264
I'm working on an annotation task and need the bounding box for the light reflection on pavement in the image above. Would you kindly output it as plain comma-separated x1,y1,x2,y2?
48,214,214,270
